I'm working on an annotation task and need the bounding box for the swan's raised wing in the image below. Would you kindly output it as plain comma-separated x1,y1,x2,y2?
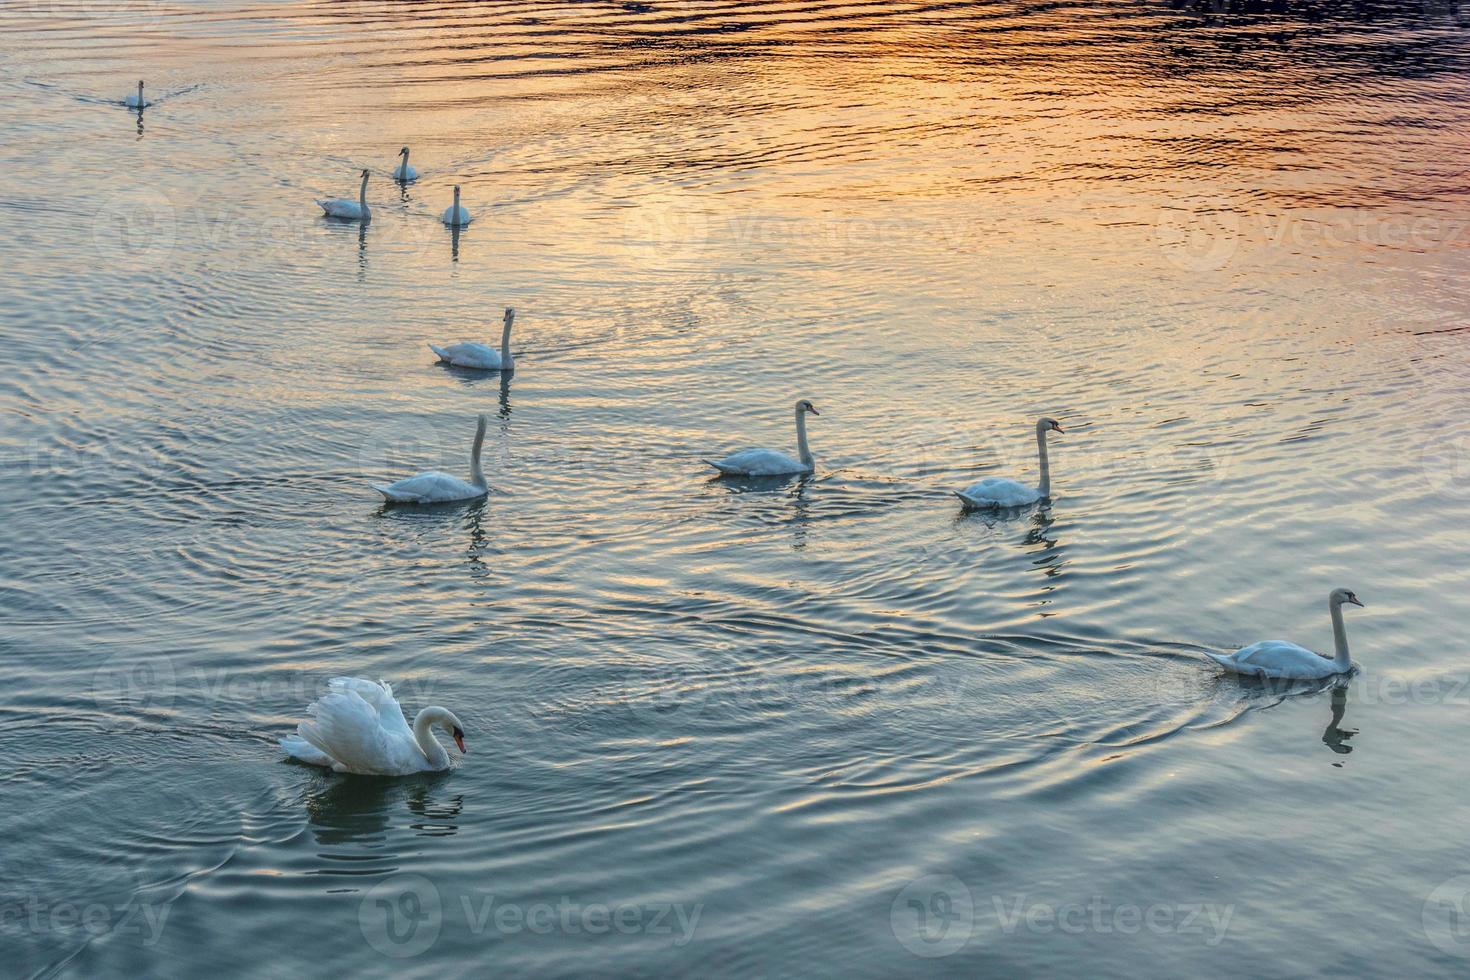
296,688,402,774
327,677,413,741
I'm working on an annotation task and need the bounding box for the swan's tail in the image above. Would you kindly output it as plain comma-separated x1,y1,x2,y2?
280,734,335,768
703,459,739,476
954,490,985,510
428,343,451,362
1201,651,1238,672
370,483,408,502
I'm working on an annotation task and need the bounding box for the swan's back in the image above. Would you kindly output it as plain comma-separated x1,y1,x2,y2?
430,341,502,369
708,448,808,476
372,470,484,503
956,477,1040,508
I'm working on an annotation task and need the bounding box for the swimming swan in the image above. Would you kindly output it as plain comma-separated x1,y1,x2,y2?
317,169,371,223
392,146,418,182
1204,588,1365,680
124,80,147,108
705,399,821,477
955,417,1064,509
429,307,516,371
371,414,489,503
280,677,466,775
443,185,472,226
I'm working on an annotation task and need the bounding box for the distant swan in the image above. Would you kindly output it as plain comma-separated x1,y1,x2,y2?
429,307,516,371
1204,588,1365,680
442,184,472,226
280,677,466,775
955,417,1064,509
392,146,418,182
705,399,820,477
124,80,147,108
371,414,489,503
317,168,371,223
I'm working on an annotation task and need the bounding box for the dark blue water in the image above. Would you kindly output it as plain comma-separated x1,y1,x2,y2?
2,0,1469,975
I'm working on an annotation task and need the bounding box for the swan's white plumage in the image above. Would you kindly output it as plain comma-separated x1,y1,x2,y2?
429,342,505,370
705,448,809,477
1203,641,1346,680
1204,588,1363,681
954,477,1040,509
372,470,485,504
318,170,371,222
443,204,472,226
706,399,819,477
281,677,455,775
317,198,367,220
370,414,489,504
955,417,1063,510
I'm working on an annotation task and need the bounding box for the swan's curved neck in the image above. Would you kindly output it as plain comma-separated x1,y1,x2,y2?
500,309,514,366
1036,422,1052,498
137,82,144,105
400,148,410,172
469,417,487,488
795,407,812,467
412,708,450,769
1329,599,1351,668
453,186,461,211
358,173,370,219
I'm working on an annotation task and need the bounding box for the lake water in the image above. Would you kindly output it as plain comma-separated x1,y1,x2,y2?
2,0,1469,975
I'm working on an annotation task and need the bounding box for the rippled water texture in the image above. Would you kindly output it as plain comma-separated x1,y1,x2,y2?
2,0,1468,975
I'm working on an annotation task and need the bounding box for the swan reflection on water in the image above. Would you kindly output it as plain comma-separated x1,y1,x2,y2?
303,771,463,844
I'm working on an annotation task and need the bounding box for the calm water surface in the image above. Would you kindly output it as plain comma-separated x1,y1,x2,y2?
2,0,1469,975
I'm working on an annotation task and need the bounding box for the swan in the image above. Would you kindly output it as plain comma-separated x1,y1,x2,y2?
955,417,1064,509
280,677,466,775
1204,588,1365,680
705,399,821,477
124,80,147,108
442,185,473,226
429,307,516,371
392,146,418,182
317,169,371,223
371,414,489,503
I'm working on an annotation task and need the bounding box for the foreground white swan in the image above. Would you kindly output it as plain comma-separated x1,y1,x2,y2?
429,308,516,370
443,185,472,226
317,169,371,222
1205,588,1365,680
280,677,466,775
705,399,820,476
371,414,489,503
955,417,1064,508
124,80,147,108
392,146,418,182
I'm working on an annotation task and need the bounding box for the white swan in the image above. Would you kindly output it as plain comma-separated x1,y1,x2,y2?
317,169,371,223
124,80,147,109
429,308,516,371
955,417,1064,509
371,414,489,503
442,185,472,226
705,399,820,477
280,677,466,775
392,146,418,182
1204,588,1364,680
